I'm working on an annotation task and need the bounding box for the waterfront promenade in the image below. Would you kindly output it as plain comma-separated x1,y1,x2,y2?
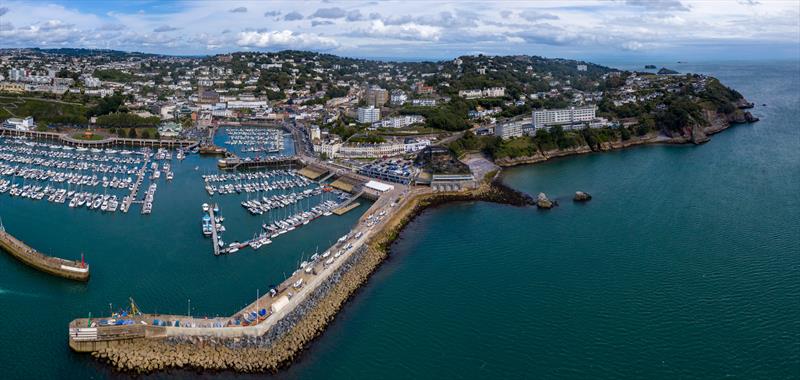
0,127,197,148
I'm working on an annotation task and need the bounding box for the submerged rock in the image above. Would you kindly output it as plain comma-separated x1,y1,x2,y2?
573,191,592,202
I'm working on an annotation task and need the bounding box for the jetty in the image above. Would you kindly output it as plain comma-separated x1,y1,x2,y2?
209,204,220,256
0,224,89,281
217,156,301,170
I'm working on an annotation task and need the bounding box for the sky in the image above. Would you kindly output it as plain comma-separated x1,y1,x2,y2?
0,0,798,61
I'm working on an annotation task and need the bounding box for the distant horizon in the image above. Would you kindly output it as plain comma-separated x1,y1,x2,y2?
1,1,798,61
6,46,799,67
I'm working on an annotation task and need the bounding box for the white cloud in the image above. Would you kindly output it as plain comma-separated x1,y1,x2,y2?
353,20,441,41
236,30,339,49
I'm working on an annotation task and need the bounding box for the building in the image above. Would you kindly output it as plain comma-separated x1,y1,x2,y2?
338,141,405,158
411,98,436,107
403,137,431,152
315,141,341,159
413,81,434,95
358,160,416,184
458,87,506,99
532,105,597,129
365,85,388,107
3,116,35,131
495,119,528,140
389,89,407,106
158,121,183,138
227,100,268,109
371,115,425,129
357,106,380,124
0,82,25,93
458,89,483,99
309,125,321,141
577,64,588,72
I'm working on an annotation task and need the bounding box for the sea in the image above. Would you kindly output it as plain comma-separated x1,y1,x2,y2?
0,60,798,379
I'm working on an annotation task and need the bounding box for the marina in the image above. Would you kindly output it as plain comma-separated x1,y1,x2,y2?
0,137,174,214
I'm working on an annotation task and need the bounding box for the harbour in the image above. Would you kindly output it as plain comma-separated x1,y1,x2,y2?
0,60,796,379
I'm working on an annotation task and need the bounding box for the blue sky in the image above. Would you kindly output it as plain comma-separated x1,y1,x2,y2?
1,0,798,61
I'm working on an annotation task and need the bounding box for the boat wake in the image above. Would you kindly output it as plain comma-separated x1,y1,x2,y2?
0,287,41,298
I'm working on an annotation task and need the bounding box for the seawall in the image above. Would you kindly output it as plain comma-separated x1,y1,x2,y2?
88,182,531,373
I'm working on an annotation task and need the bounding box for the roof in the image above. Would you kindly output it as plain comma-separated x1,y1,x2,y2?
365,180,394,192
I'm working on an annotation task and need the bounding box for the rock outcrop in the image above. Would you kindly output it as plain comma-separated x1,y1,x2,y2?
536,193,554,209
573,191,592,202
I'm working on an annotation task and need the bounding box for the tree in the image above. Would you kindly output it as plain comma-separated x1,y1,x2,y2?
140,129,152,139
127,128,137,138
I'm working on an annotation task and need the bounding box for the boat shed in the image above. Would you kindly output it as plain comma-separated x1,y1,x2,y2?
365,180,394,193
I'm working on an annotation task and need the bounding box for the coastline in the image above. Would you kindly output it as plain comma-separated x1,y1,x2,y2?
86,103,758,374
493,108,757,168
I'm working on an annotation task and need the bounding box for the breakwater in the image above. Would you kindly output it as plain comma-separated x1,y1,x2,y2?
0,227,89,281
87,180,533,373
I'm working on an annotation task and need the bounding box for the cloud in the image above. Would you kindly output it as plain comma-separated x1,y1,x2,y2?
352,20,441,41
229,7,247,13
625,0,689,12
98,23,126,31
346,10,364,22
236,30,339,49
312,20,335,27
518,10,559,21
0,7,8,17
311,7,347,19
264,11,281,17
153,25,180,33
284,11,303,21
368,12,382,20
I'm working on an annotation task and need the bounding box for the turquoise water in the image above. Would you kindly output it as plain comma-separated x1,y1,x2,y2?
0,129,370,378
278,61,800,379
1,62,798,379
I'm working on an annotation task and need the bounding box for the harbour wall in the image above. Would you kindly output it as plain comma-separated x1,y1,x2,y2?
86,180,533,373
0,228,89,282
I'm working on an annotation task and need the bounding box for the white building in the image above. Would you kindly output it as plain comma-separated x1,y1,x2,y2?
458,89,483,99
482,87,505,97
577,64,588,72
371,115,425,129
8,68,25,82
227,100,268,109
83,77,101,88
357,106,381,123
309,125,321,141
495,119,527,140
3,116,35,131
390,90,407,106
403,138,431,152
532,105,597,129
459,87,505,99
411,98,436,107
338,142,405,158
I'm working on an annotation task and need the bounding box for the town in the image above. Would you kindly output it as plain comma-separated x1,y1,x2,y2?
0,48,752,187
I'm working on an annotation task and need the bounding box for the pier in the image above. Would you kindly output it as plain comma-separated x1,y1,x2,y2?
209,204,220,256
0,225,89,281
217,156,302,170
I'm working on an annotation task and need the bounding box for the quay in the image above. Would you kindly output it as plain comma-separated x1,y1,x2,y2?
0,225,89,281
0,127,196,149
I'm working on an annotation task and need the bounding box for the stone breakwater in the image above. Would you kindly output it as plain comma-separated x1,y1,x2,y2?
89,182,532,374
